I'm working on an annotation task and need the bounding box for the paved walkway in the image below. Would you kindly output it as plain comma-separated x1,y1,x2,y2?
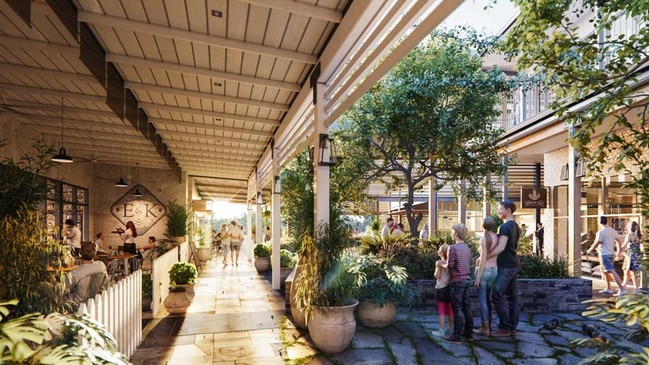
130,251,642,364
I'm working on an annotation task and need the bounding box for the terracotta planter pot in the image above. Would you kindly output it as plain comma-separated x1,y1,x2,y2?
197,247,212,262
307,299,359,354
357,300,397,328
171,236,185,244
254,256,270,272
164,291,190,314
175,284,195,300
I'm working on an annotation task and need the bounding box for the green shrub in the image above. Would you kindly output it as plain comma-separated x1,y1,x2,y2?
168,262,198,285
254,244,271,257
279,249,296,268
576,293,649,363
349,255,417,307
518,255,570,279
142,272,153,299
280,236,301,253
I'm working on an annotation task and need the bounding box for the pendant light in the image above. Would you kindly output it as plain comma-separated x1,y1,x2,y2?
133,163,143,197
115,144,128,187
52,98,73,163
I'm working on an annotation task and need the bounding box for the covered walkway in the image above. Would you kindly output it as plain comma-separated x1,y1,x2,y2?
130,249,641,364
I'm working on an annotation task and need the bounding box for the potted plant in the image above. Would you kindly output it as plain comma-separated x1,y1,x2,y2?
253,244,271,272
168,262,197,299
0,299,130,364
163,285,190,315
294,221,360,354
350,255,417,328
195,224,212,262
277,248,296,283
165,200,191,243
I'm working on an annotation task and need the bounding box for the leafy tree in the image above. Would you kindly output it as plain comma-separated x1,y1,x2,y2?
500,1,649,238
0,138,54,219
336,30,512,236
500,2,649,363
280,151,314,240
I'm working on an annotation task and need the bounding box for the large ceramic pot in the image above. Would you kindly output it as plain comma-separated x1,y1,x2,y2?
197,247,212,262
357,300,397,328
290,261,307,329
307,299,359,354
175,284,195,300
254,256,270,272
171,236,185,244
164,291,190,314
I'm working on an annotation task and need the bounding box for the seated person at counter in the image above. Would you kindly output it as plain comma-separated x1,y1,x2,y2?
94,232,107,253
65,242,108,303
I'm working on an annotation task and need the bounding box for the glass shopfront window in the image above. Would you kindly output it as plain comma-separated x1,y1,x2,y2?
555,175,641,256
44,178,89,242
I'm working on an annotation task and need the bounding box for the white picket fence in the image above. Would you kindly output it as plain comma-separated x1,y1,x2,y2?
151,242,188,317
77,270,142,358
75,242,190,358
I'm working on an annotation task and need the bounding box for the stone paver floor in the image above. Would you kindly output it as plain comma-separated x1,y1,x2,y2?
130,250,644,364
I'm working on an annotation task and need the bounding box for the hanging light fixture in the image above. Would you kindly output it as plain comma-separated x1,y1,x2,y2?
318,133,338,166
256,191,263,205
133,163,143,197
273,175,282,195
52,98,73,163
115,144,128,187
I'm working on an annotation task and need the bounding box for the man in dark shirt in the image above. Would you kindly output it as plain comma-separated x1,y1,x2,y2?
491,200,521,337
442,223,474,343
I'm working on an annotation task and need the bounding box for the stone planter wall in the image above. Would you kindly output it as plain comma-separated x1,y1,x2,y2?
411,278,592,314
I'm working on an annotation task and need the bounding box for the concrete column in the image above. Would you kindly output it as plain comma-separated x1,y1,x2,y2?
313,78,330,228
567,128,582,276
246,203,253,261
256,197,263,248
458,180,466,224
483,173,491,220
271,156,281,290
428,178,438,233
502,156,509,199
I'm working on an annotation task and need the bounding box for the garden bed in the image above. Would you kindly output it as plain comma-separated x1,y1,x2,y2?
411,277,592,314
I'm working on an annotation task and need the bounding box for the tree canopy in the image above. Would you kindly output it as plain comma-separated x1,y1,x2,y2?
500,2,649,233
336,31,513,236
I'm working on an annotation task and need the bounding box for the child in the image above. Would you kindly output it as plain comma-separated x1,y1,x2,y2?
443,223,474,343
621,221,644,293
433,243,454,336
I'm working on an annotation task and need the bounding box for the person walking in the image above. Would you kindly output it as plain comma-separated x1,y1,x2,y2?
229,221,243,266
442,223,474,343
219,223,231,266
621,221,643,293
491,200,521,337
474,216,499,336
381,217,394,238
586,216,627,296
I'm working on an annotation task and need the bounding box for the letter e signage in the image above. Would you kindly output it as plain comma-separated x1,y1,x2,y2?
110,184,167,234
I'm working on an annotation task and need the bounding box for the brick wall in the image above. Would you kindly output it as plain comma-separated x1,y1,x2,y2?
411,278,592,314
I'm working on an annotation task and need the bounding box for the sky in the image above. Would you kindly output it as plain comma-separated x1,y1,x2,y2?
211,200,248,219
440,0,518,35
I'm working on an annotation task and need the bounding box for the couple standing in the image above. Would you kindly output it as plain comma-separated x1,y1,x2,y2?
444,200,520,343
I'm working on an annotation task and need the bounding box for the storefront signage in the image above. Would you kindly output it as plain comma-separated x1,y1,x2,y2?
110,184,167,234
521,187,547,209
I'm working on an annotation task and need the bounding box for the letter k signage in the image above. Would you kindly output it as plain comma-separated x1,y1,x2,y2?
110,184,167,235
